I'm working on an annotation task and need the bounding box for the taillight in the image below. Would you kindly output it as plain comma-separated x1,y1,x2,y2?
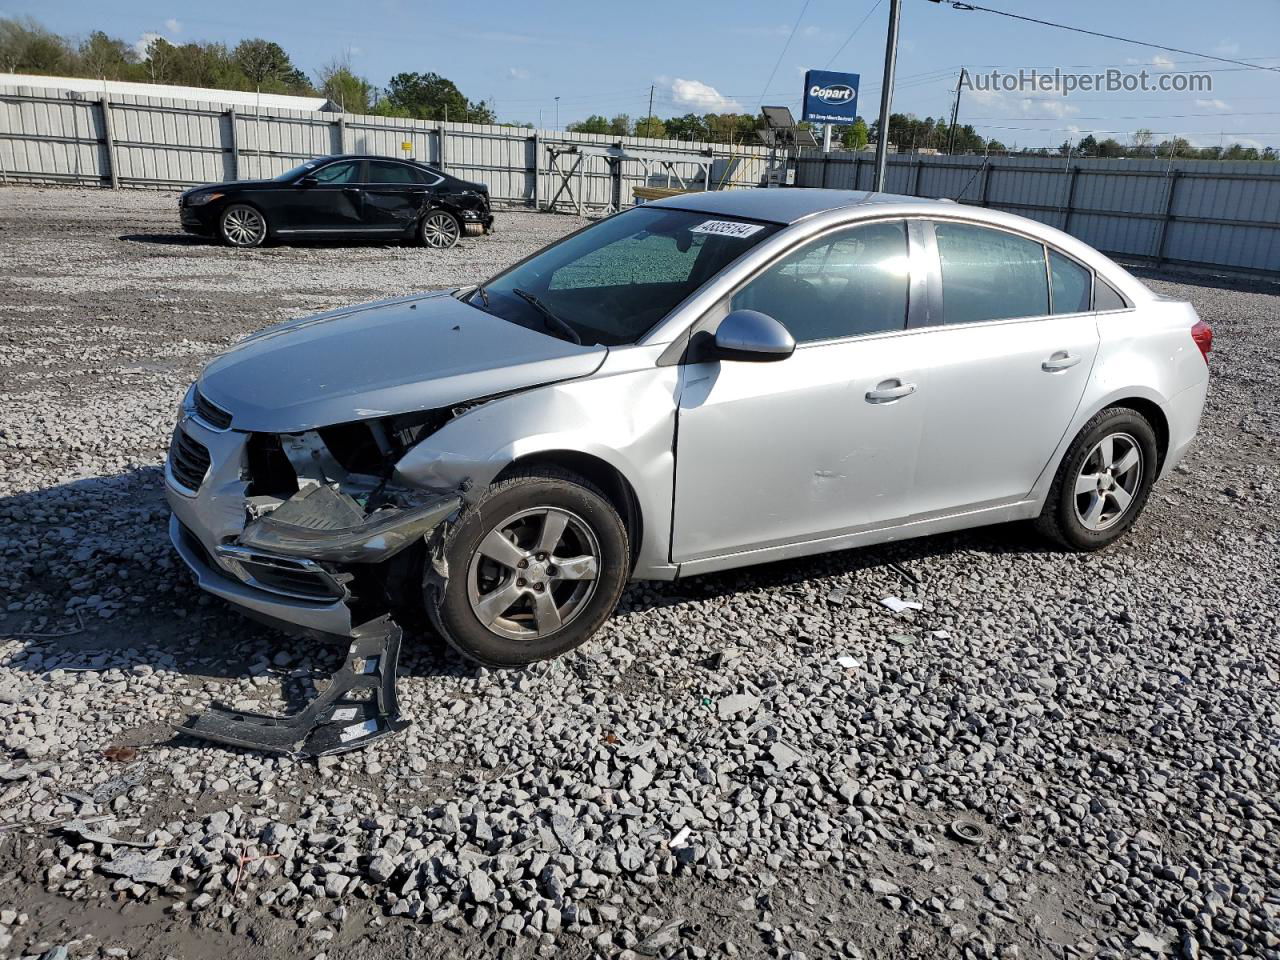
1191,320,1213,364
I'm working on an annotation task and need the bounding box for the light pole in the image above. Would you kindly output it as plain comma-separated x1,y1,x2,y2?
554,96,560,131
873,0,903,191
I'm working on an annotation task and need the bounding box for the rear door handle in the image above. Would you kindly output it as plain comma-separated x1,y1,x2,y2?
1042,352,1082,372
865,379,917,403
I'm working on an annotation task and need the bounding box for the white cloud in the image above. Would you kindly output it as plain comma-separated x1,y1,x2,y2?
507,67,531,81
164,18,181,34
1195,98,1231,111
133,31,163,59
669,78,741,114
1214,40,1240,56
1151,54,1176,71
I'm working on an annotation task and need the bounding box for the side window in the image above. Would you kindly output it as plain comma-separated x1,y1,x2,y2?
1094,278,1128,311
314,161,361,184
366,161,422,184
1049,251,1092,314
934,222,1049,324
730,221,909,343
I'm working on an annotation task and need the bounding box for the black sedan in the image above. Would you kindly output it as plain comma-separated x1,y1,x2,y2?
178,154,494,249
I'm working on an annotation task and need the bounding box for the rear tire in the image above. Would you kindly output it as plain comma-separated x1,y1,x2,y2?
425,467,629,667
1035,406,1159,551
218,204,267,248
418,210,461,249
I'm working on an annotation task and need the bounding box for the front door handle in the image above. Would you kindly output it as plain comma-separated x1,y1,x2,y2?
865,379,917,403
1042,352,1082,372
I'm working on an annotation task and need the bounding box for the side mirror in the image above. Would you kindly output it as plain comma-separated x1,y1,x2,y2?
710,309,795,362
297,175,318,187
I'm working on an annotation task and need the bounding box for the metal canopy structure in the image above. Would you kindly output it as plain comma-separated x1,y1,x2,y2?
542,142,717,215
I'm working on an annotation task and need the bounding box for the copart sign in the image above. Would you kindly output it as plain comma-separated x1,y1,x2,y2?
802,69,860,125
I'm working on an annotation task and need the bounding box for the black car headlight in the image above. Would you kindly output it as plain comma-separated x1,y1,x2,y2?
186,192,224,207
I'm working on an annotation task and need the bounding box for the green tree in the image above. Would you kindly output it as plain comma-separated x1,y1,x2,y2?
142,36,178,83
839,117,869,150
664,113,709,141
384,71,494,123
318,59,372,112
0,16,72,73
633,115,666,138
77,30,134,79
233,38,300,91
608,114,632,136
567,114,610,134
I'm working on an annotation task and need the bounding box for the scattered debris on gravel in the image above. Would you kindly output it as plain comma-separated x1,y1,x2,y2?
1,185,1278,959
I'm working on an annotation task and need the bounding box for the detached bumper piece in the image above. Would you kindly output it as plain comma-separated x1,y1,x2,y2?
175,615,410,757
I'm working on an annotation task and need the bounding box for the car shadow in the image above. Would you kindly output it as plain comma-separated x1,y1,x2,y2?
118,233,418,250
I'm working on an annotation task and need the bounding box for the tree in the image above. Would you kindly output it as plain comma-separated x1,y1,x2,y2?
567,114,610,134
233,38,298,90
318,58,372,112
839,117,869,150
664,113,709,141
142,36,178,83
608,114,632,137
985,139,1007,153
1077,134,1099,156
78,30,134,79
0,16,72,73
633,115,666,138
384,71,494,123
1131,127,1154,155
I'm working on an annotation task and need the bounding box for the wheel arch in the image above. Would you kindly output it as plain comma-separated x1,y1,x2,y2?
495,450,644,569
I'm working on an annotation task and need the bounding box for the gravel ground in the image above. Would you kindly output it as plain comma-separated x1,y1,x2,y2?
1,184,1278,960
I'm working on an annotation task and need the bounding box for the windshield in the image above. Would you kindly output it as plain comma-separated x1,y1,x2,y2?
470,206,781,346
273,159,323,182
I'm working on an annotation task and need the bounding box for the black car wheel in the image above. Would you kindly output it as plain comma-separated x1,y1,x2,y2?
425,466,629,667
419,210,461,249
1035,406,1159,551
219,204,267,248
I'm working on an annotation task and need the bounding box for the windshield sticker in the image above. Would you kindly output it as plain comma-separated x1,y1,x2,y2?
689,220,766,239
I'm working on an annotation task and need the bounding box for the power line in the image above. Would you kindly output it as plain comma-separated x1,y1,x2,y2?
758,0,812,109
924,1,1280,75
824,0,885,69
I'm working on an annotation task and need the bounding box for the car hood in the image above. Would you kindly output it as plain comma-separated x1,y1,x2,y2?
198,291,607,433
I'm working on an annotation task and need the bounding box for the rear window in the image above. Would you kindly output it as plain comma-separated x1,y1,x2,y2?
935,222,1049,324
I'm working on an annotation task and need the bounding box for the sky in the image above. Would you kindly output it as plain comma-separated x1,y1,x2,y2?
13,0,1280,150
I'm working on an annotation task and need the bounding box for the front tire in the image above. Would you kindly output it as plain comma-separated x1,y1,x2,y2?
426,467,629,667
419,210,461,249
1036,406,1159,551
218,204,267,248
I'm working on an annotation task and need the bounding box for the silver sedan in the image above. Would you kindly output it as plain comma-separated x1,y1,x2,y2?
167,188,1212,666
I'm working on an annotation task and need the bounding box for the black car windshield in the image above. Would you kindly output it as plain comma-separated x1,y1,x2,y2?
469,206,781,346
273,159,324,182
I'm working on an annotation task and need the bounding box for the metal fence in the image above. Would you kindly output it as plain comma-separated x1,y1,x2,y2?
797,150,1280,277
0,82,771,212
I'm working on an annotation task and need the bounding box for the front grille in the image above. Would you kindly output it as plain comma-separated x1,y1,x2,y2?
217,549,347,602
193,388,233,430
169,430,212,491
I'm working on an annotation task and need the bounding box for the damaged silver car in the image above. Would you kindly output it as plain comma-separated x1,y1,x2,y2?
168,188,1210,671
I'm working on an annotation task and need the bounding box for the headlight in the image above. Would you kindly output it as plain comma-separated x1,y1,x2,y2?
178,383,195,420
187,192,224,207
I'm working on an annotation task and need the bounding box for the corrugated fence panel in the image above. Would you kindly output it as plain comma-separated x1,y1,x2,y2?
795,148,1280,276
0,87,106,183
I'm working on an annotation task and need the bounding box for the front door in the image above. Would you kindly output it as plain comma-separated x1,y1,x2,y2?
672,220,927,564
287,158,365,232
907,221,1101,516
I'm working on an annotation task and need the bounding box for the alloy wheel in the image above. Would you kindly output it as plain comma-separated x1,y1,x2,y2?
1073,432,1143,531
465,507,601,641
421,211,460,248
222,207,265,246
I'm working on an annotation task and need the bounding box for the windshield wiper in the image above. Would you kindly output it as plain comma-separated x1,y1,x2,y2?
512,288,582,345
472,284,490,307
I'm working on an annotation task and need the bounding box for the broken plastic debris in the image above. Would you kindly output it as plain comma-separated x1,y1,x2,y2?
836,655,858,669
175,615,409,757
880,596,923,614
931,629,952,640
826,585,849,606
668,826,692,848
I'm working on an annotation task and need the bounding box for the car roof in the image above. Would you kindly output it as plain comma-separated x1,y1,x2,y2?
646,188,938,225
312,154,440,168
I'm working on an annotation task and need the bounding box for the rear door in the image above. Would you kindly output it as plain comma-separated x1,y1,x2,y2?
906,220,1100,516
672,219,928,564
284,159,365,232
361,160,434,234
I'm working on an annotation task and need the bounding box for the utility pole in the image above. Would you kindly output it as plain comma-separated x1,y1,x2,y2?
645,84,655,137
947,67,966,155
554,96,560,131
873,0,903,191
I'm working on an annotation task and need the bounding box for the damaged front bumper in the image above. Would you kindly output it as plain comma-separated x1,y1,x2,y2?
165,412,459,640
